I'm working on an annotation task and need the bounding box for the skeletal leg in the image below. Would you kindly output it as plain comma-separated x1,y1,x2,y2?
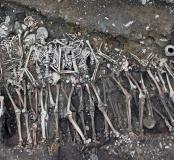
147,69,174,126
19,47,33,82
158,71,168,93
91,83,119,137
5,86,23,146
153,106,172,132
72,112,81,143
48,84,55,107
102,80,109,135
126,72,145,134
34,87,38,113
32,123,37,145
86,83,96,141
54,84,60,140
86,40,100,81
44,89,49,139
0,96,4,117
166,73,174,104
78,85,87,137
105,78,122,127
91,62,100,81
141,73,156,129
112,75,133,135
126,73,138,108
165,63,174,79
61,85,76,110
22,81,32,144
67,85,90,144
40,88,48,142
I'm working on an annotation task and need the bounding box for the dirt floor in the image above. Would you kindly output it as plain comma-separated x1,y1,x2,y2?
0,1,174,160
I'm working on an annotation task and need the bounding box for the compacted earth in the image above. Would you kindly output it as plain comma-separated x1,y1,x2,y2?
0,1,174,160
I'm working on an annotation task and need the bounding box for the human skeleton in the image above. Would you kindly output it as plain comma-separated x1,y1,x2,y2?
1,16,174,146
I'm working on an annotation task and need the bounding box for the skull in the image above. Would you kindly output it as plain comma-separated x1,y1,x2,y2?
24,34,36,47
36,27,48,41
24,16,35,28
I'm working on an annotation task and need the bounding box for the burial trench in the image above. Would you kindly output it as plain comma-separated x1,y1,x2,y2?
0,1,174,160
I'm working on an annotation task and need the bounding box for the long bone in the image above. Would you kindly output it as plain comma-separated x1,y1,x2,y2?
157,71,168,93
19,47,33,82
71,51,79,73
158,72,174,114
147,69,174,126
111,75,133,136
85,83,96,141
40,88,48,142
164,62,174,79
166,73,174,104
25,68,36,85
97,44,117,65
90,83,120,137
77,85,87,137
66,85,90,144
14,21,24,59
54,84,60,140
140,73,156,129
126,72,145,134
105,78,122,127
22,81,32,144
34,87,38,114
44,89,49,139
28,87,38,145
44,49,50,78
48,84,55,107
86,40,100,81
32,123,37,146
152,105,172,132
5,86,23,146
126,73,138,108
157,57,174,80
0,96,4,118
102,79,109,135
61,85,76,110
15,87,31,143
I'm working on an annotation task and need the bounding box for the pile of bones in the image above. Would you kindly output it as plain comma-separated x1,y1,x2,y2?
0,16,174,147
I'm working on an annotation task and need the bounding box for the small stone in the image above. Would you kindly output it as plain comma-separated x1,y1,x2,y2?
159,142,163,149
155,14,159,19
112,23,116,27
